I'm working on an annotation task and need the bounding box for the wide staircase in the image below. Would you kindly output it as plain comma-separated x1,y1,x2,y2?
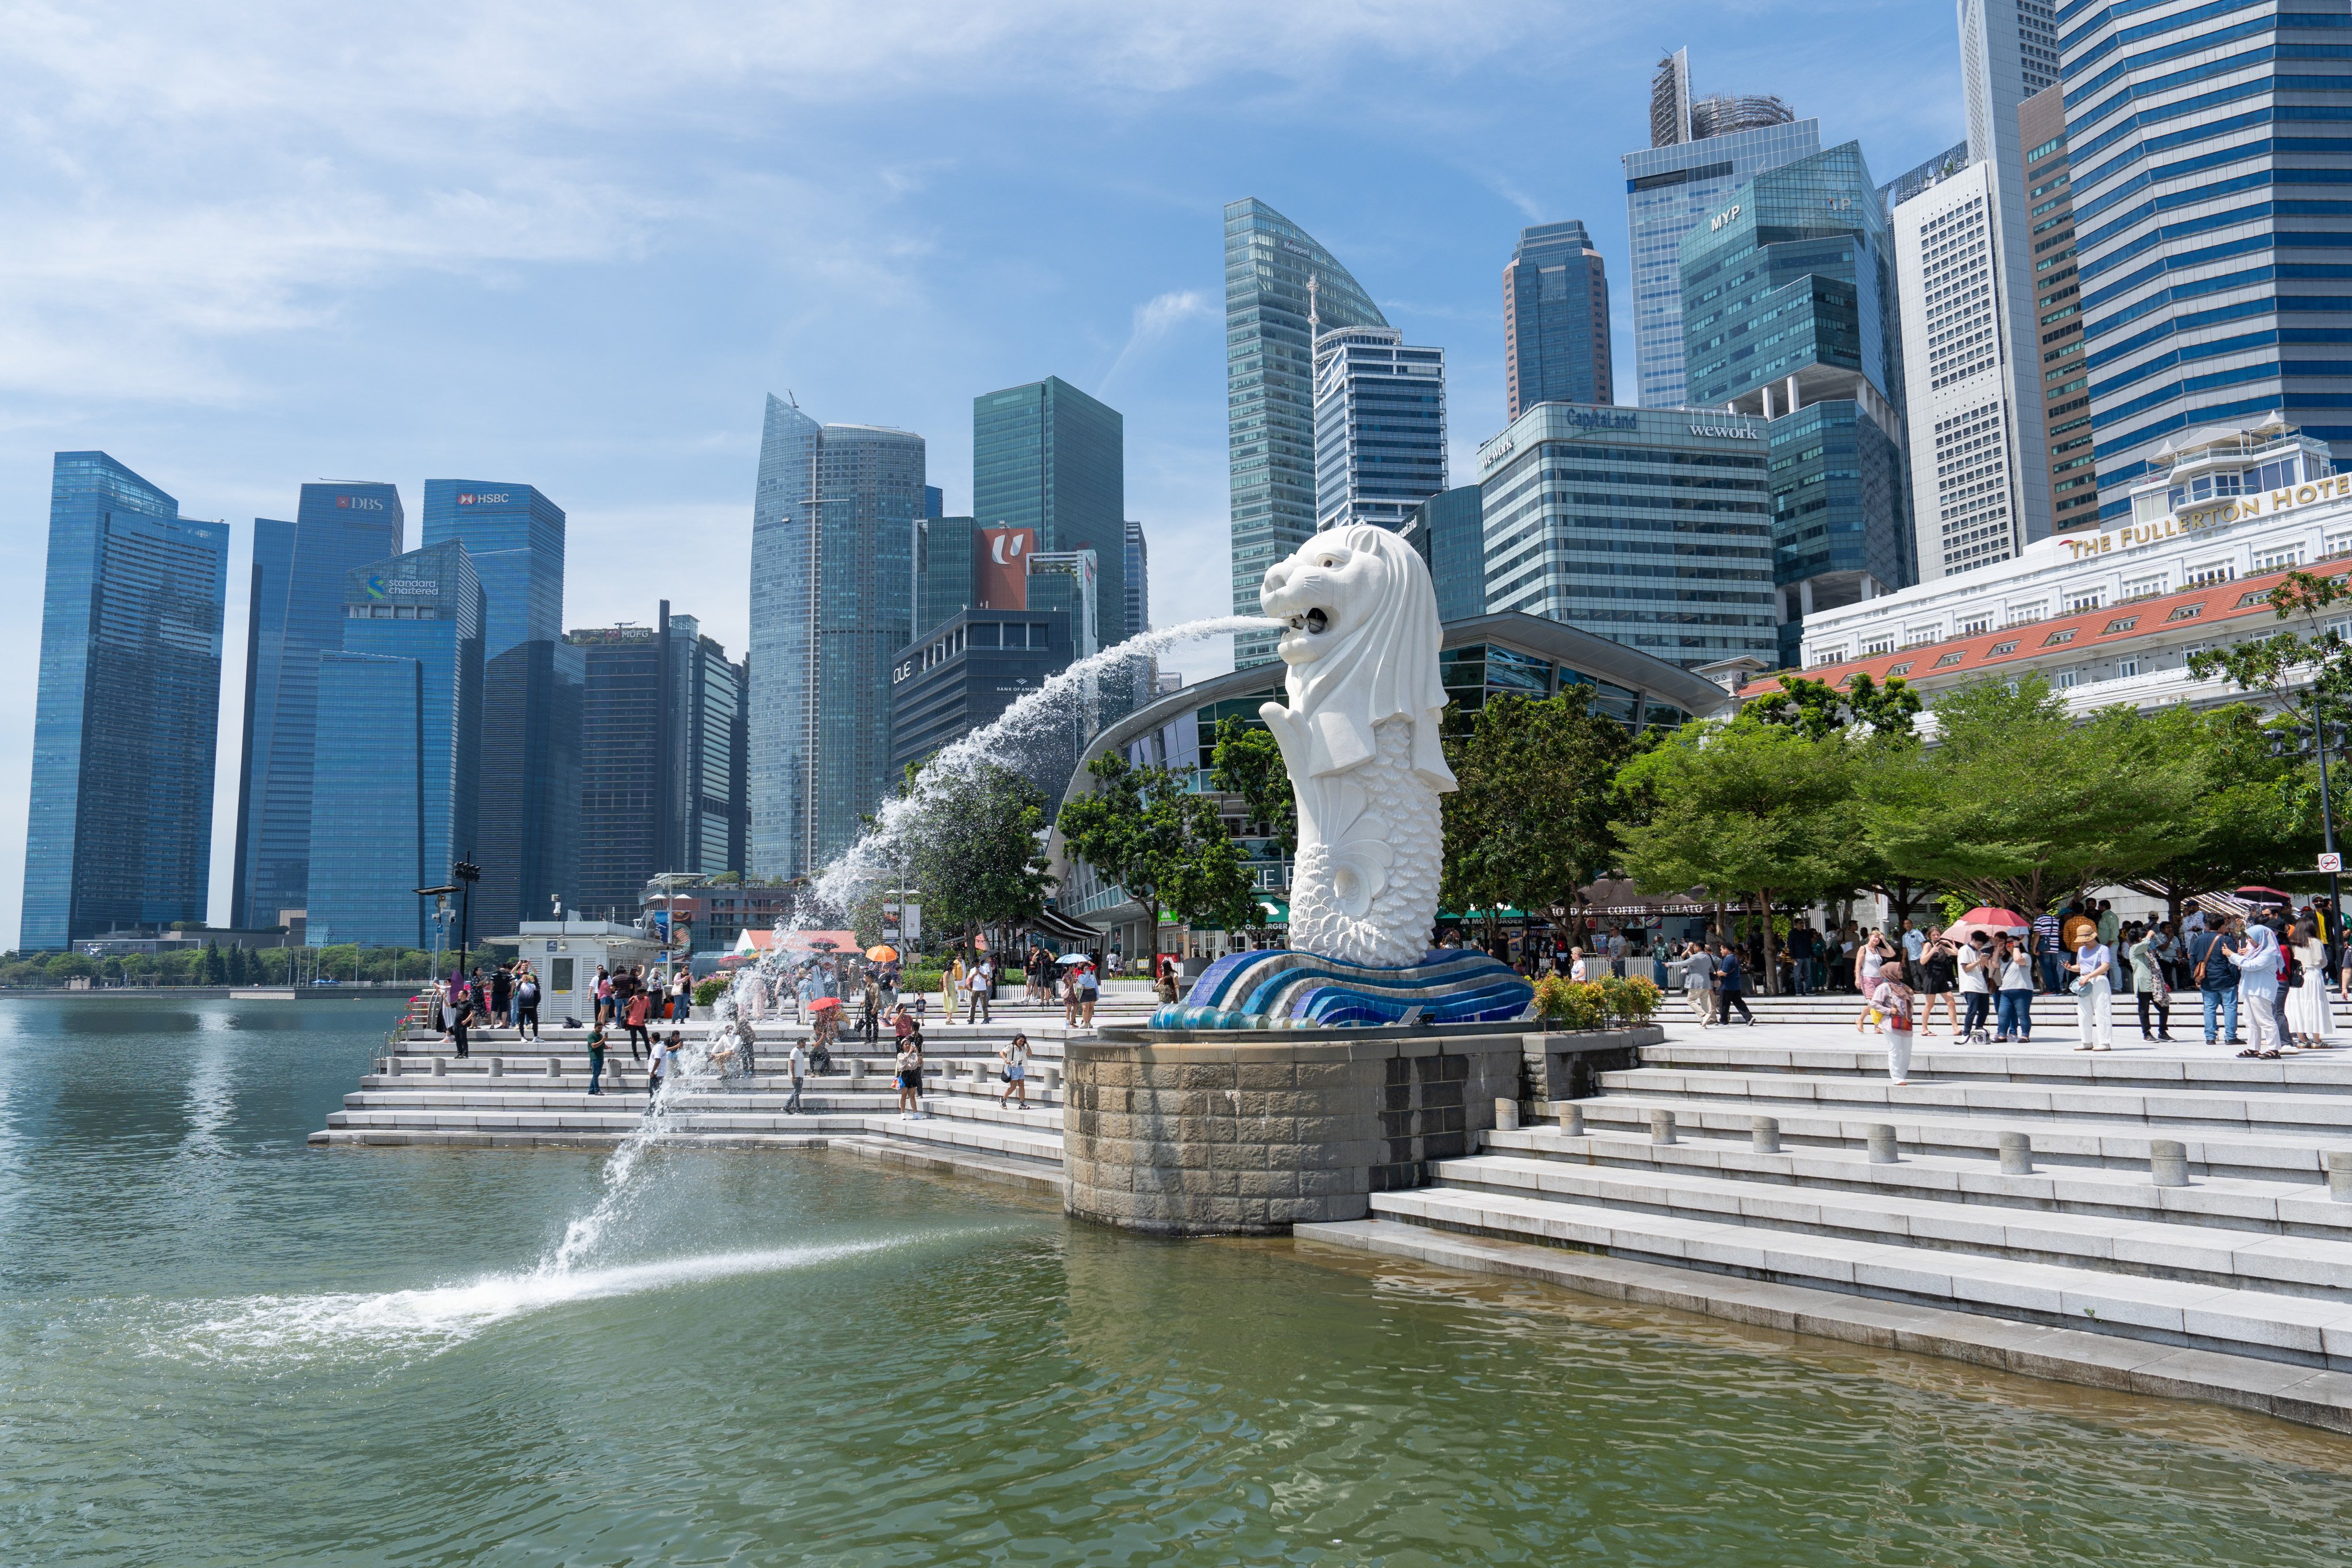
1303,1027,2352,1430
305,982,1150,1194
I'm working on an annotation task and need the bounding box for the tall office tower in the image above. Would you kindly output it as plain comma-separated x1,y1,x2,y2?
22,453,229,949
1407,486,1488,624
1880,140,1973,211
229,482,403,931
1959,0,2063,540
916,515,980,640
566,604,749,918
306,542,484,950
972,377,1127,648
1681,141,1913,665
1474,404,1778,669
1895,163,2029,580
1224,198,1388,666
1311,324,1447,533
925,486,944,519
421,479,577,936
1123,520,1149,635
2059,7,2352,517
1624,53,1816,410
809,426,925,870
1503,221,1613,418
2017,85,2095,531
747,393,820,878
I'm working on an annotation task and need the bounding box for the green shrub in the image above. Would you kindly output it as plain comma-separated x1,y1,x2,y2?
1598,974,1663,1027
693,976,729,1007
1534,974,1662,1030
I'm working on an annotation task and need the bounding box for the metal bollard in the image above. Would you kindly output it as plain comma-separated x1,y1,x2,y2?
1649,1109,1677,1145
2151,1139,2189,1188
1752,1116,1781,1153
1867,1123,1898,1164
1495,1098,1521,1133
489,1056,504,1079
2331,1150,2352,1203
1559,1103,1585,1137
432,1056,447,1078
1998,1130,2034,1175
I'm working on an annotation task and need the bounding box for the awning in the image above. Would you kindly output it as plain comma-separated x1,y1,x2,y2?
1026,906,1100,944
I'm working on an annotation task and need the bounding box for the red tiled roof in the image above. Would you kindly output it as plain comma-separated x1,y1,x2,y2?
1738,563,2330,698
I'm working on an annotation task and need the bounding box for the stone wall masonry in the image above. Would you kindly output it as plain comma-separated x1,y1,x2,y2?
1523,1026,1664,1104
1064,1031,1525,1235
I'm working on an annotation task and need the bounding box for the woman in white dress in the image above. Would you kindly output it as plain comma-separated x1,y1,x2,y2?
2285,918,2339,1046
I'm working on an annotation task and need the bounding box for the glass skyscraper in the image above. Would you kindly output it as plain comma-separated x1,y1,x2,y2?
916,515,979,641
1408,486,1488,624
566,604,747,919
1123,520,1149,635
229,482,404,931
22,453,230,949
422,478,577,935
2059,2,2352,518
1680,141,1914,663
1504,221,1613,417
972,377,1128,648
1312,326,1447,534
1224,198,1388,666
1624,73,1818,410
306,541,484,950
1473,404,1779,669
747,393,821,879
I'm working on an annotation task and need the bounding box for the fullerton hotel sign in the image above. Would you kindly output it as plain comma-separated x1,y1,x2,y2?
2060,472,2352,559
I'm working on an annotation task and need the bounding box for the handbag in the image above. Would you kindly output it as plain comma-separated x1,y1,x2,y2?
2287,953,2307,988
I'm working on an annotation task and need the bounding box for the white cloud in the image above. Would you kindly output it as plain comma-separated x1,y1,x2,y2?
1099,289,1216,392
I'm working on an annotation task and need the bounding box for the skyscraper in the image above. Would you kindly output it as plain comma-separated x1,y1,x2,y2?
1624,53,1816,410
1408,486,1488,625
1311,323,1447,533
1503,221,1613,416
972,377,1128,649
566,604,748,918
916,515,980,641
22,453,230,949
2017,85,2095,532
1123,519,1149,635
306,541,484,950
421,480,577,936
229,482,403,931
746,393,821,879
1894,163,2030,578
1224,198,1388,666
1680,141,1913,662
2059,6,2352,517
1958,0,2063,540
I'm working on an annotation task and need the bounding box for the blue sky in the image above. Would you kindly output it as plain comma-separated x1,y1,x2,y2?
0,1,1967,943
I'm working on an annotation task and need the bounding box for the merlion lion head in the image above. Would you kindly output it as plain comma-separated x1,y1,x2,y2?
1258,524,1454,790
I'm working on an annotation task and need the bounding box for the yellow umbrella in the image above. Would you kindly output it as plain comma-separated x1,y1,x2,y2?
865,944,899,962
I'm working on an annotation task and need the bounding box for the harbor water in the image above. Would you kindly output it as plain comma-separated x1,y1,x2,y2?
6,994,2352,1565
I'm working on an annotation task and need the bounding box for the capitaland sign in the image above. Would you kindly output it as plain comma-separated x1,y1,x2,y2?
1562,408,1636,432
2061,473,2352,559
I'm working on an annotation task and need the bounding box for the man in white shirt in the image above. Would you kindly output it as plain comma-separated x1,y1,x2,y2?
2066,934,2116,1051
786,1038,808,1114
965,957,992,1024
1902,920,1926,965
1956,932,1993,1040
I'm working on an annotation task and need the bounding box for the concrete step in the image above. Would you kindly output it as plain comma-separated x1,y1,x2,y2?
1368,1185,2352,1368
1487,1126,2352,1237
325,1107,876,1134
861,1111,1065,1168
1596,1067,2352,1136
1637,1040,2352,1092
1430,1153,2352,1298
1565,1095,2351,1181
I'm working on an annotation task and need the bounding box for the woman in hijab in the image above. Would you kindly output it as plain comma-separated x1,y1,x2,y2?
2235,918,2287,1059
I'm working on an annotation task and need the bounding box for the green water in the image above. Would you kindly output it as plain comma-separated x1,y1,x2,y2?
6,997,2352,1566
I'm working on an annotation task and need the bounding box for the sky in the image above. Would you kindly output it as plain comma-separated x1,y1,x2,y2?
0,1,1968,946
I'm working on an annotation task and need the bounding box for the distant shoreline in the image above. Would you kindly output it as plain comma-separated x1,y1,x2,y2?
0,986,419,1001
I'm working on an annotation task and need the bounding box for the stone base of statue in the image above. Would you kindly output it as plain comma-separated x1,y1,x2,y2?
1063,1025,1525,1236
1149,947,1534,1030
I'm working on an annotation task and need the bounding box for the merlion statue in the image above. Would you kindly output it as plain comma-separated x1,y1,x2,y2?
1257,525,1453,967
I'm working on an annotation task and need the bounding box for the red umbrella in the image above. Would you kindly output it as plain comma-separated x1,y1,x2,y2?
1953,906,2029,935
2237,886,2292,906
807,995,841,1011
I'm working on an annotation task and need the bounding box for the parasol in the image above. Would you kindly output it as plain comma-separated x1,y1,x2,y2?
807,995,841,1011
1952,906,2029,936
1056,952,1092,965
865,945,899,962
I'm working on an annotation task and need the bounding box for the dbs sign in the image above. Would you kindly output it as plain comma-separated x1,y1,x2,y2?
977,527,1034,611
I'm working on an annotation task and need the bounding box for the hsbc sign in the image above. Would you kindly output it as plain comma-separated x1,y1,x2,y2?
456,492,512,505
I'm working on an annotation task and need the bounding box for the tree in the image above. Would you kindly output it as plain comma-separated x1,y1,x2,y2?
1613,717,1855,994
1059,753,1256,953
1209,716,1296,855
1857,675,2203,915
1749,671,1921,740
899,762,1057,949
1440,693,1633,953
